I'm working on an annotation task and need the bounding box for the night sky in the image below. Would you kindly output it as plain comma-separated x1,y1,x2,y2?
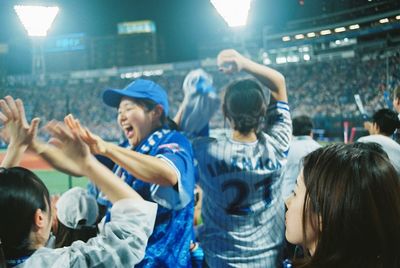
0,0,388,62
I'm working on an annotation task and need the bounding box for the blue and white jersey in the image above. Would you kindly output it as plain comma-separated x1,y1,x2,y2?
90,128,196,268
193,102,292,267
281,136,321,199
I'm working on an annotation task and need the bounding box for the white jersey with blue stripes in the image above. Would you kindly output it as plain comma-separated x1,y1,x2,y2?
193,102,292,267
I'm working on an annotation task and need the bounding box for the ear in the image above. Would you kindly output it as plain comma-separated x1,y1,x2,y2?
396,97,400,107
33,209,47,230
151,105,164,121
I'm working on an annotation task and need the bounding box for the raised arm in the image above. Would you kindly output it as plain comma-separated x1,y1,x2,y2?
64,115,178,186
0,96,40,168
217,49,287,102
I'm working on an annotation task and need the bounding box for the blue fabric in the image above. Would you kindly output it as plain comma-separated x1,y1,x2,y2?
91,128,195,268
102,79,169,115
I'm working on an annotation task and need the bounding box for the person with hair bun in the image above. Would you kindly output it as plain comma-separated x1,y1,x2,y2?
176,49,292,267
285,143,400,268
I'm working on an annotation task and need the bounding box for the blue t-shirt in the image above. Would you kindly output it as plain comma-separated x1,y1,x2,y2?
90,128,196,268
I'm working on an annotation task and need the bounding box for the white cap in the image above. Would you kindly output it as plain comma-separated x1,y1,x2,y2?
56,187,98,229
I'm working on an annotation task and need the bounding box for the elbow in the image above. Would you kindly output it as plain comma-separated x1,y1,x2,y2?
277,74,286,91
159,172,178,187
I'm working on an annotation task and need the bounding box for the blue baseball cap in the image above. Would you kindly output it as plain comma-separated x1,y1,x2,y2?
102,79,169,116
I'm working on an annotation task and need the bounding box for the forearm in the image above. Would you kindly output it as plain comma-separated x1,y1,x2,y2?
0,143,27,168
173,103,185,127
83,156,143,203
104,143,178,186
30,140,84,177
242,58,287,102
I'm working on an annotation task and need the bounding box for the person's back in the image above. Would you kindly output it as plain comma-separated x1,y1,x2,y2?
185,50,291,267
358,108,400,174
195,122,290,267
281,115,321,199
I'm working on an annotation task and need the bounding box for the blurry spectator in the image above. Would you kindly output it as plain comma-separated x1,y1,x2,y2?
358,108,400,174
281,115,321,199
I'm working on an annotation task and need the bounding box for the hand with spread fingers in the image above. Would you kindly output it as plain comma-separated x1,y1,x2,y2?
0,96,40,167
45,121,93,171
0,96,40,149
64,114,108,155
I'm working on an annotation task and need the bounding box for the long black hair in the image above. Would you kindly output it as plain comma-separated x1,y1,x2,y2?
223,78,267,136
0,167,51,267
296,143,400,268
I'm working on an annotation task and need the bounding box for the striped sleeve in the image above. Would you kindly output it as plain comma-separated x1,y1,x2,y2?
264,101,292,154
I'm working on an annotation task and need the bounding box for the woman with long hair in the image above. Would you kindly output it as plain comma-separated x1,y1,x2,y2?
285,142,400,267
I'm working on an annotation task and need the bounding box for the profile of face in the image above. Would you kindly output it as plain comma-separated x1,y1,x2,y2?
285,171,318,255
117,97,161,147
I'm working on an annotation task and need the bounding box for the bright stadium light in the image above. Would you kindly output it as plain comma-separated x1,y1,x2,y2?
276,56,287,64
210,0,252,27
334,27,346,33
379,18,389,24
303,54,311,61
282,36,291,42
349,24,360,30
294,34,305,40
306,32,316,38
320,29,332,35
14,5,59,37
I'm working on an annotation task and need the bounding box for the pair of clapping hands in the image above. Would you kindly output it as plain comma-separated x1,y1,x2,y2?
0,96,102,170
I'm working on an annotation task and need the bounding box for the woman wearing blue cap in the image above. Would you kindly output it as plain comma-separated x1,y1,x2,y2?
30,79,196,267
0,96,157,268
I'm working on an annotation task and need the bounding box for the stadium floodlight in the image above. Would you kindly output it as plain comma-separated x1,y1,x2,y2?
334,27,346,33
396,15,400,20
294,34,305,40
276,56,287,64
379,18,389,24
14,5,59,37
306,32,316,38
210,0,252,27
282,36,291,42
349,24,360,30
320,29,332,35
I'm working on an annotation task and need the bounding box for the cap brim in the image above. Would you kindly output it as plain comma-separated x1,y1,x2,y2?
102,88,147,108
102,88,125,107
